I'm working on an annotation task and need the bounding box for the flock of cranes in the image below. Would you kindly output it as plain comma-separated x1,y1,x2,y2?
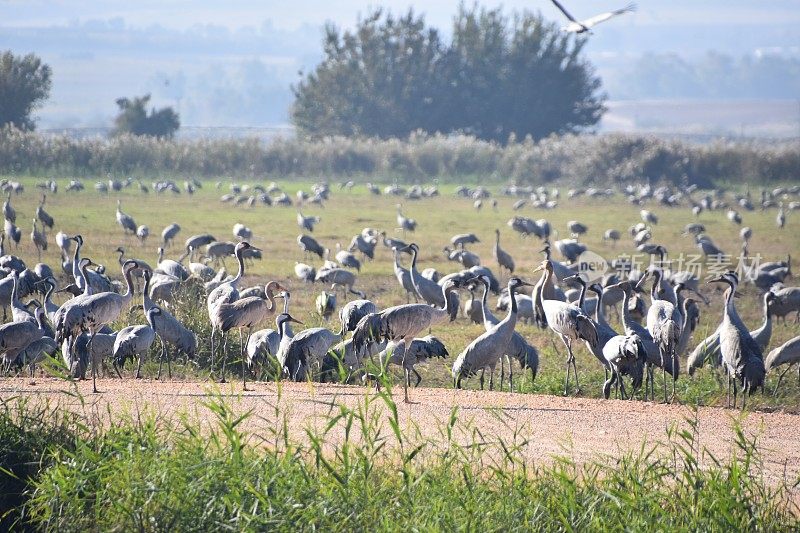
0,176,799,410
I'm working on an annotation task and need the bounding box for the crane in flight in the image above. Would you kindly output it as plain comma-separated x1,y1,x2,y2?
550,1,636,34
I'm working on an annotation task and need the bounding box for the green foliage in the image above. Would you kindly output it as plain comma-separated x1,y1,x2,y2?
2,127,798,187
0,51,52,131
1,396,795,530
292,6,604,142
112,94,180,139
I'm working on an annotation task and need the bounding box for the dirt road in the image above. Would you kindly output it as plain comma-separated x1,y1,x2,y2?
2,378,799,485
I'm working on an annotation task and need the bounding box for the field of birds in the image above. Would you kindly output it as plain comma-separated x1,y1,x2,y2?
1,174,800,529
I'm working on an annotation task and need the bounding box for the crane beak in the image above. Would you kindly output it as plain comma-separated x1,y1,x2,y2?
531,265,545,274
706,277,725,285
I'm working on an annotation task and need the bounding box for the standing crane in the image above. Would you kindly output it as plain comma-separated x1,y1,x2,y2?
601,334,645,399
30,219,47,260
0,306,47,372
376,336,448,390
116,200,137,235
351,278,462,402
707,271,766,409
452,277,533,390
36,194,54,229
56,259,141,392
404,243,448,307
214,281,287,389
112,307,162,379
492,229,515,279
392,247,417,303
644,269,682,403
396,204,417,235
532,260,598,396
3,193,15,223
472,275,539,390
141,269,197,375
206,241,255,374
247,312,302,379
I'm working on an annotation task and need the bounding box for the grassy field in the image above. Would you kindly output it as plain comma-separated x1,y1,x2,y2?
3,175,800,529
2,175,799,409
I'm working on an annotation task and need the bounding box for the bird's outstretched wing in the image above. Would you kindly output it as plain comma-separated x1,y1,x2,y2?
582,3,636,29
550,0,579,23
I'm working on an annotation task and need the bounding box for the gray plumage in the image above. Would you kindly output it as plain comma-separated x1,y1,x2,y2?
3,193,15,223
315,267,365,299
136,225,149,244
142,270,197,359
161,223,181,247
453,278,532,390
645,269,682,402
450,233,479,248
493,229,515,274
278,327,342,381
247,313,300,378
185,233,216,253
297,234,325,259
708,272,766,408
0,307,46,369
116,200,137,234
294,262,316,283
335,244,361,271
765,335,800,391
474,276,539,389
405,243,446,307
113,307,161,378
396,204,417,233
392,247,417,303
58,260,140,392
380,335,448,388
348,234,376,260
601,334,645,399
315,291,337,320
297,211,320,232
339,299,377,333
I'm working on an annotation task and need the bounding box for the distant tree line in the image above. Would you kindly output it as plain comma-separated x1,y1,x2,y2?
616,51,800,99
292,6,605,142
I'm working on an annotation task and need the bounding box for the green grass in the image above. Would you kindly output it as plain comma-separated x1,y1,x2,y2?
1,393,798,530
3,175,800,411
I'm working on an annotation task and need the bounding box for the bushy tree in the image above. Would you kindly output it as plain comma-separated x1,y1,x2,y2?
112,94,180,138
292,6,605,142
0,51,52,130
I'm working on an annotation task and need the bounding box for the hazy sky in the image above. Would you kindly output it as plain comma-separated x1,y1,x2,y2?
5,0,800,31
3,1,799,134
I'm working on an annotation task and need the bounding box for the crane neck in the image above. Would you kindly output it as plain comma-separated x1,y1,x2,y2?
44,280,55,307
264,281,280,312
121,266,136,298
117,249,125,266
620,286,633,333
78,262,93,296
575,278,587,311
232,246,246,284
142,273,152,308
10,272,18,304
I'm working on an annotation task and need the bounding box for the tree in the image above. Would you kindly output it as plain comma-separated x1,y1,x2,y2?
0,51,52,130
291,6,605,142
112,94,180,138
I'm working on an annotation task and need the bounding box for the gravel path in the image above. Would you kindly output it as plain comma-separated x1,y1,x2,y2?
3,378,799,485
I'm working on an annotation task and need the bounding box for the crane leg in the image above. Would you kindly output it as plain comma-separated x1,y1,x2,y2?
661,351,668,404
602,371,615,399
220,332,228,383
479,369,485,390
88,332,99,393
241,329,249,392
403,370,410,403
489,366,494,391
500,357,505,391
209,327,216,379
619,377,628,400
509,356,514,392
413,368,422,387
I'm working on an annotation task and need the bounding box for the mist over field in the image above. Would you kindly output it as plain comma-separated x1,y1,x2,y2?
3,0,800,137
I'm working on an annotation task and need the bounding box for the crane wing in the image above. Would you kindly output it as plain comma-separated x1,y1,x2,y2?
582,3,636,29
549,0,579,23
